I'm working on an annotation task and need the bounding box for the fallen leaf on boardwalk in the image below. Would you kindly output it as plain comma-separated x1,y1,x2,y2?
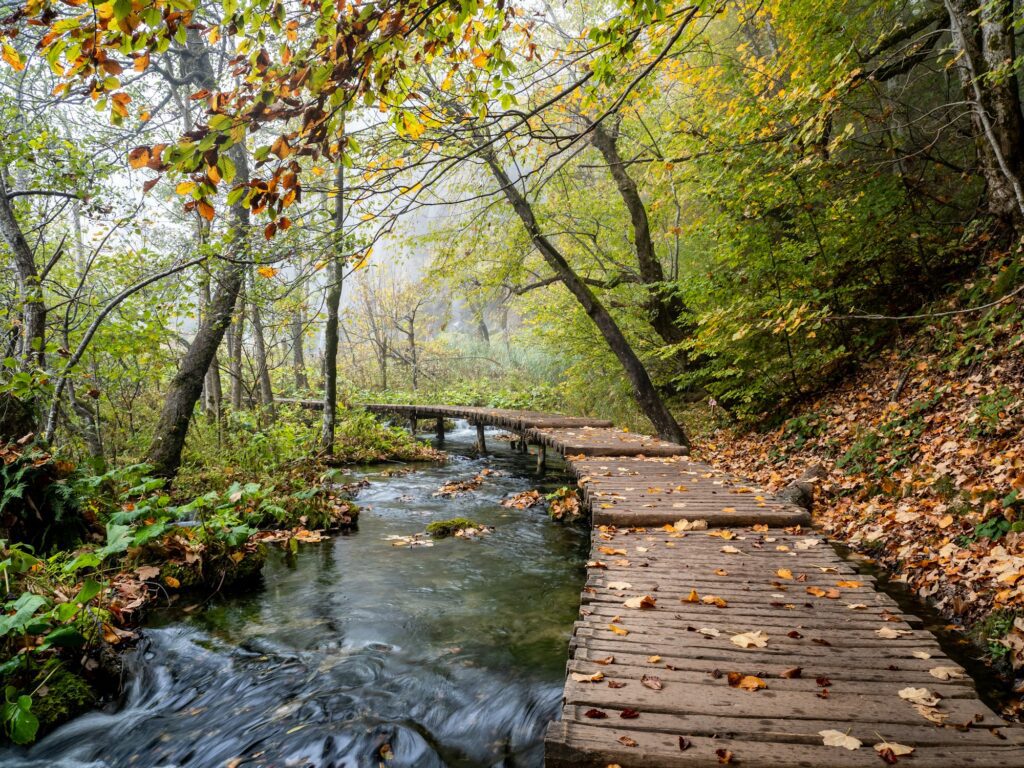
730,630,769,648
836,580,862,589
708,530,736,539
647,655,661,663
641,674,663,690
913,704,948,723
571,671,605,683
702,595,728,608
721,545,741,554
714,568,728,576
912,651,932,659
874,742,915,758
620,708,640,719
698,627,721,637
594,655,615,665
820,730,862,750
583,709,607,719
587,560,607,569
607,581,632,590
806,586,827,597
674,519,708,531
898,687,941,706
598,546,627,556
876,627,912,638
607,680,626,688
608,624,629,636
847,603,868,610
776,568,793,580
716,748,734,764
795,538,819,550
617,736,638,747
727,672,766,691
684,588,700,602
624,594,656,609
929,666,965,680
679,736,692,751
780,666,803,678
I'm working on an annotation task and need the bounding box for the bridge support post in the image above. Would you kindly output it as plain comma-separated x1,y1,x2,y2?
475,423,487,455
408,416,417,435
435,417,445,443
536,444,546,472
518,434,528,453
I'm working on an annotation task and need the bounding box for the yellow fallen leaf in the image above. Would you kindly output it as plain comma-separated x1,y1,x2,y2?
609,624,629,636
776,568,793,580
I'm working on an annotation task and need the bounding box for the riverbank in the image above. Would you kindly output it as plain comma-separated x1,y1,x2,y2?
0,411,443,745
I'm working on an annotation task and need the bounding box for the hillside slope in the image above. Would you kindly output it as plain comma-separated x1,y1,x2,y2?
700,271,1024,713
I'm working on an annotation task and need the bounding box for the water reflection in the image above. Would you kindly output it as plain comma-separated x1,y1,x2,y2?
4,424,587,767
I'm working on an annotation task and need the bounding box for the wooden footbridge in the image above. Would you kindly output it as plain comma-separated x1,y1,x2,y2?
355,403,1023,765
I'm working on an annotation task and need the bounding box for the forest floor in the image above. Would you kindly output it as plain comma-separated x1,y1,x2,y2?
699,292,1024,715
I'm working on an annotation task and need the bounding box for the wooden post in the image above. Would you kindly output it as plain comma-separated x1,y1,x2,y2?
519,434,528,453
408,416,417,435
536,443,546,472
475,423,487,454
435,416,445,443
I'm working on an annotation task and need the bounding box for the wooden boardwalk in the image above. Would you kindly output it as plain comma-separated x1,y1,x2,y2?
361,404,1023,765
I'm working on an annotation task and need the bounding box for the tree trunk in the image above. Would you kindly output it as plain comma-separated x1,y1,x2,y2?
321,158,345,452
291,305,309,392
145,30,250,477
249,292,275,419
587,121,695,349
483,153,689,448
0,171,46,371
945,0,1024,225
228,285,245,410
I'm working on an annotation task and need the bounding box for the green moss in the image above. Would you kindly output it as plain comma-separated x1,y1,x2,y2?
29,662,95,731
426,518,480,538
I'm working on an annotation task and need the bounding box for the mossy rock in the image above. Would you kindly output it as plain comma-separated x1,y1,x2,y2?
29,662,95,733
426,518,481,538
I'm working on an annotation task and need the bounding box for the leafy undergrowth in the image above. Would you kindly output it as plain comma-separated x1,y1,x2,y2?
0,444,375,744
700,276,1024,711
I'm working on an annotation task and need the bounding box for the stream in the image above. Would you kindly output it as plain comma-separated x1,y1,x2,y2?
3,423,588,768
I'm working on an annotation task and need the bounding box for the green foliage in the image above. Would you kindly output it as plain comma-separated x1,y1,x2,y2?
836,389,946,480
0,443,84,552
968,386,1019,438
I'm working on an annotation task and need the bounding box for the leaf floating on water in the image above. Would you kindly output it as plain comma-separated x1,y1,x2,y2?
730,630,769,649
819,730,862,750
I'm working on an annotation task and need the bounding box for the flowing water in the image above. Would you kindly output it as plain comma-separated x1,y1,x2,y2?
3,424,588,768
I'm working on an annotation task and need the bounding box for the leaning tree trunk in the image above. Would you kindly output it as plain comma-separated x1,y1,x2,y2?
321,158,345,452
588,121,695,349
945,0,1024,225
0,171,46,371
483,153,690,448
145,31,250,477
